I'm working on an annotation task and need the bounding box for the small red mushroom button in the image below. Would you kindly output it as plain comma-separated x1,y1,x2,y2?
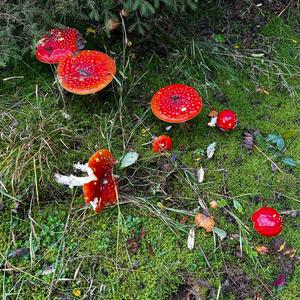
35,27,86,64
216,109,238,131
152,135,173,153
252,207,283,237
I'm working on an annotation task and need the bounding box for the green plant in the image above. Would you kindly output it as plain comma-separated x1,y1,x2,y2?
0,0,198,68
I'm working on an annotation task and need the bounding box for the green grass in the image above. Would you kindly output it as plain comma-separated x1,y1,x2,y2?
1,7,300,300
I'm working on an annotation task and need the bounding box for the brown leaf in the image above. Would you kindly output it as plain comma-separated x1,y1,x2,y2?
208,108,218,117
179,215,189,224
256,245,269,255
8,248,30,258
147,242,156,257
195,213,215,232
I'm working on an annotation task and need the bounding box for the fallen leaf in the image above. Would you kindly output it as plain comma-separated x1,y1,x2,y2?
120,151,139,169
72,288,81,297
208,108,218,117
251,53,265,58
127,228,146,254
179,215,189,224
197,166,205,183
256,86,269,94
266,134,285,151
272,274,286,290
166,125,172,131
195,213,215,232
282,157,297,167
213,227,227,240
41,264,55,275
187,227,195,250
147,242,156,257
8,248,30,258
281,129,298,139
207,142,217,159
256,245,269,255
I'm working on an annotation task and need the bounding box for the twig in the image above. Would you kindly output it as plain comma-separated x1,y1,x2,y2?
254,145,284,174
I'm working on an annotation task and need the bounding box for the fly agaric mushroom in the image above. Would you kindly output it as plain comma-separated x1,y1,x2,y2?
35,27,86,64
57,50,116,95
216,109,238,131
55,149,118,213
252,207,283,237
151,84,202,123
152,135,173,153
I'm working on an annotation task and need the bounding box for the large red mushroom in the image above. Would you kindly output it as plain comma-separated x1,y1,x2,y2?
55,149,118,214
57,50,116,95
151,84,202,123
35,27,86,64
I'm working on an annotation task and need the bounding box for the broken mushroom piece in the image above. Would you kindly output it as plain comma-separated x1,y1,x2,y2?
57,50,116,95
252,207,283,237
35,27,86,64
55,149,118,214
151,84,202,123
152,135,173,153
195,213,215,232
216,109,238,131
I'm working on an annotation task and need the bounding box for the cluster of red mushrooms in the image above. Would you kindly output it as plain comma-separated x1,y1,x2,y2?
37,27,284,238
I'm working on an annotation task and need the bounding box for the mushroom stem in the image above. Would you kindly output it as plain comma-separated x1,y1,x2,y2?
54,163,97,188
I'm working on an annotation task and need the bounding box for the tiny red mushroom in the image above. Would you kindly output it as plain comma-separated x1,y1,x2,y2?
55,149,118,214
151,84,202,123
57,50,116,95
216,109,238,131
252,207,283,237
35,27,86,64
152,135,173,153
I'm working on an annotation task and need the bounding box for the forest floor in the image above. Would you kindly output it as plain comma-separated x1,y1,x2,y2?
0,2,300,299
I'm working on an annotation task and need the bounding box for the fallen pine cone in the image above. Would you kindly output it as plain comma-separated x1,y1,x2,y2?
241,129,260,154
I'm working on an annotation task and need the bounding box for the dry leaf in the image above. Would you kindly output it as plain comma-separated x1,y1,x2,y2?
179,215,189,224
210,200,218,209
187,227,195,250
208,108,218,117
256,87,269,95
256,245,269,255
207,142,217,159
195,213,215,232
197,166,204,183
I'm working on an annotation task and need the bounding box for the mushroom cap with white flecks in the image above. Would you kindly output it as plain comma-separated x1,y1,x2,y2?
57,50,116,95
83,149,118,214
35,27,85,64
152,135,173,153
151,84,202,123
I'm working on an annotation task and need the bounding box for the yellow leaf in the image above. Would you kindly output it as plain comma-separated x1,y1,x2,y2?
73,288,81,297
86,27,96,35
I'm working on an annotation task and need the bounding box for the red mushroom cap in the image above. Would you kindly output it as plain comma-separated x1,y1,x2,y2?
251,207,283,237
216,109,238,131
57,50,116,95
35,27,86,64
151,84,202,123
83,149,118,214
152,135,173,153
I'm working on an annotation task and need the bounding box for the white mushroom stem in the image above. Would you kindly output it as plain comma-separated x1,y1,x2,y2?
54,163,97,188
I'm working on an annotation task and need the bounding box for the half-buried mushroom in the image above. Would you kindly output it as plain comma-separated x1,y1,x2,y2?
55,149,118,213
57,50,116,95
151,84,202,123
35,27,86,64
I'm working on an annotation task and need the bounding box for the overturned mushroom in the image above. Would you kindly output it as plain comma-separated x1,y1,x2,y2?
55,149,118,213
35,27,86,64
